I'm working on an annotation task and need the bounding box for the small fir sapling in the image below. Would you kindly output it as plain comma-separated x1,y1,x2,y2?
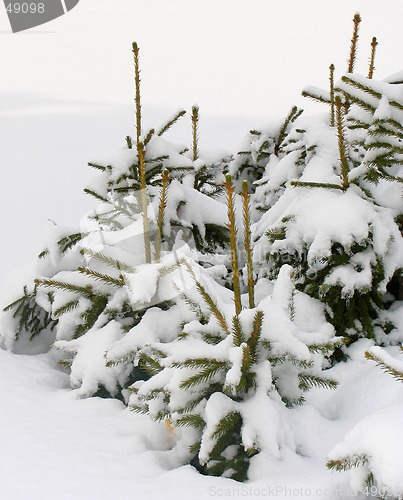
0,43,230,400
256,12,403,348
129,175,339,481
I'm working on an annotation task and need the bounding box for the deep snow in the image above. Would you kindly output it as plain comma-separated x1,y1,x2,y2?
1,341,403,499
1,1,403,498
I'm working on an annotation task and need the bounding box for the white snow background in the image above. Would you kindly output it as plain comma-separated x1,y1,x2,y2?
0,1,403,499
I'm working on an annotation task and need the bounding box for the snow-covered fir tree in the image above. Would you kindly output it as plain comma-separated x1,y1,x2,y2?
1,13,402,487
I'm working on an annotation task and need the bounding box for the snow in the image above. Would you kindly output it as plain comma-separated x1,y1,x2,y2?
5,342,403,499
1,1,403,498
328,404,403,497
54,321,129,398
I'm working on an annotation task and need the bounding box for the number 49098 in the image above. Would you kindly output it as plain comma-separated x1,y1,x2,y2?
6,3,45,14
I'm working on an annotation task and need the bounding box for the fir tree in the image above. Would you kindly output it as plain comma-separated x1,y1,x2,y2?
130,177,338,481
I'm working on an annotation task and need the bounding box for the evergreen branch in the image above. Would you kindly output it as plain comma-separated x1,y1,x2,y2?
130,404,150,416
298,373,338,391
367,37,378,79
241,181,255,308
232,315,245,347
57,233,84,254
188,441,202,458
77,267,125,287
137,351,165,376
336,89,375,114
240,343,253,389
368,123,403,140
87,162,107,171
365,142,403,155
192,105,199,161
3,286,31,312
268,354,313,370
38,249,50,259
275,106,303,156
266,226,286,242
178,393,214,414
347,13,361,74
144,163,164,184
341,76,381,101
178,289,208,323
346,117,370,130
158,109,186,136
175,358,227,369
341,76,403,112
143,128,155,147
154,169,170,263
132,42,142,143
289,357,314,370
58,359,73,369
365,350,403,383
184,262,230,335
175,414,205,429
335,96,350,190
165,165,194,174
327,454,369,472
179,361,228,389
80,248,135,273
329,64,335,127
159,259,184,277
145,155,170,164
308,340,344,354
224,174,242,316
72,295,108,338
248,310,264,363
83,189,108,203
53,299,80,318
125,136,133,149
211,411,242,441
137,140,151,264
291,181,344,190
35,278,94,298
301,89,331,105
282,395,306,408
